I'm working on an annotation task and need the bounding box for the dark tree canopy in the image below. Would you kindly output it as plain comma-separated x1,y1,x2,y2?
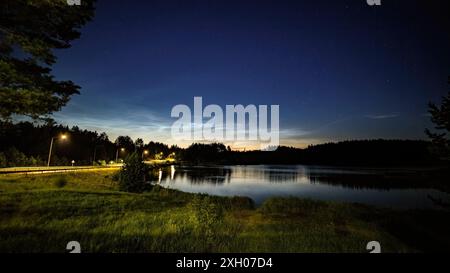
426,77,450,157
115,136,135,152
135,138,144,150
0,0,96,120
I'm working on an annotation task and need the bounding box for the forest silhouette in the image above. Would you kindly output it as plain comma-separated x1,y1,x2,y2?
0,121,442,167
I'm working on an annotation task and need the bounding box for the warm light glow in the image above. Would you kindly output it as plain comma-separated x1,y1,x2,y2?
170,165,175,180
60,134,67,140
144,150,149,154
120,148,125,151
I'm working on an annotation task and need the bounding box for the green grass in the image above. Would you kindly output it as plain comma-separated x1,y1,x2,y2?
0,171,449,253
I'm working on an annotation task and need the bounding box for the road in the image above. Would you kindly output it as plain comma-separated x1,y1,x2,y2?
0,165,122,175
0,160,176,175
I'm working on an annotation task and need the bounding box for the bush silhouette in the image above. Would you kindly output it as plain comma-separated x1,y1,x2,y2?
118,152,149,193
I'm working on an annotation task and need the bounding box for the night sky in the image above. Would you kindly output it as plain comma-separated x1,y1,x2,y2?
52,0,450,149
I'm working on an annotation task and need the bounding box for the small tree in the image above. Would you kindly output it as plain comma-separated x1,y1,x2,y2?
189,195,224,250
118,152,148,193
426,77,450,159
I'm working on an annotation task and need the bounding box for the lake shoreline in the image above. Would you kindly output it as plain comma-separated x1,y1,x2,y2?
1,170,450,253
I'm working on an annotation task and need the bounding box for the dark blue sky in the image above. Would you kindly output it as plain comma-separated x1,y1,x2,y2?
52,0,450,148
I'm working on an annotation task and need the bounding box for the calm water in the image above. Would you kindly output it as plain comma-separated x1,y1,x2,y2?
154,165,450,209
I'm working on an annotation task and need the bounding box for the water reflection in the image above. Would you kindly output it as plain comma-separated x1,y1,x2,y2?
151,165,450,209
155,165,441,190
170,165,175,180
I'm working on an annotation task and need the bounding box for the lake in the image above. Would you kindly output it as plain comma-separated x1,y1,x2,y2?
154,165,450,209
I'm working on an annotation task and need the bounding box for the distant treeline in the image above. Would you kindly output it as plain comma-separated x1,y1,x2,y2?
180,141,439,166
0,121,441,167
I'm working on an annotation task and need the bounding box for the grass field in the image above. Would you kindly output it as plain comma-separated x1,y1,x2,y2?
0,171,449,253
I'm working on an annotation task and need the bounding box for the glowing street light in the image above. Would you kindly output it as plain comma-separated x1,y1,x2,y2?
115,147,125,163
47,134,68,167
142,150,149,160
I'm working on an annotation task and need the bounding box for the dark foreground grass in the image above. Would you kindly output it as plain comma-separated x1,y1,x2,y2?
0,171,449,253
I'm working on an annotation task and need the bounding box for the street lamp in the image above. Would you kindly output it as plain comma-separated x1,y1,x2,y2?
47,134,67,167
92,144,103,165
142,150,149,160
115,147,125,163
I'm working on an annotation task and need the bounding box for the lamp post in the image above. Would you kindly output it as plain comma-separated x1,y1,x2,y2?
47,134,67,167
142,150,149,160
115,147,125,163
93,146,97,166
93,145,103,165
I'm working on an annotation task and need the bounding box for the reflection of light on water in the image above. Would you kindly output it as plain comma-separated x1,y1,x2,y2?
171,165,175,180
158,169,162,183
154,165,450,209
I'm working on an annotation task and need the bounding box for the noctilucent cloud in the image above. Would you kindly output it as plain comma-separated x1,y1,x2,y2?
52,0,450,148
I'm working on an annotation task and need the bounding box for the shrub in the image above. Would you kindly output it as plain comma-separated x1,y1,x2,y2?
189,195,224,247
3,147,27,167
0,148,45,167
118,152,149,193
